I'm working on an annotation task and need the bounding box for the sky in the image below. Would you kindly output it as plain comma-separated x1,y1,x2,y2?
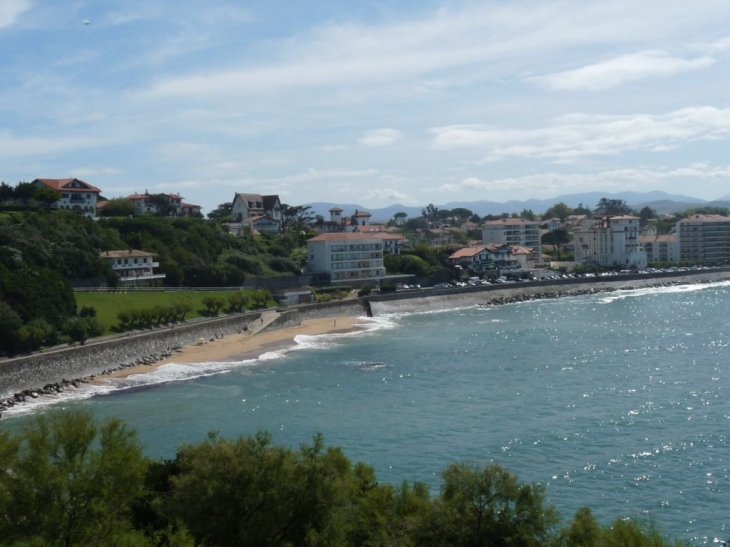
2,0,730,214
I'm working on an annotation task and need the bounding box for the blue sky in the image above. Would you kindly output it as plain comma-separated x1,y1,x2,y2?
2,0,730,214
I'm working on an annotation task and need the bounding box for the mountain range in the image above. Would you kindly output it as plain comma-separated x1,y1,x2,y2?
306,191,729,222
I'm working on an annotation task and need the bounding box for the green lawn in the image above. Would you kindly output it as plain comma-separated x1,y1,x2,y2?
75,290,273,334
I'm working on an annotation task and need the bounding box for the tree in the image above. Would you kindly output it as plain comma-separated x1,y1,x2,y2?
0,300,23,354
281,204,315,234
394,211,408,225
32,186,61,207
542,228,570,259
99,197,137,217
594,198,634,216
639,205,657,226
520,208,536,221
207,201,233,222
573,202,591,215
13,181,37,204
542,202,572,222
422,203,439,222
0,181,13,202
166,431,354,547
450,208,474,221
0,410,147,546
434,462,559,547
146,194,177,217
560,506,602,547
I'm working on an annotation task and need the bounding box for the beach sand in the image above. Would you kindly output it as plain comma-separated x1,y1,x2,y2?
96,316,360,382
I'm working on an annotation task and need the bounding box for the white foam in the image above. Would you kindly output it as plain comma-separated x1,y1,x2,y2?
2,315,385,417
596,280,730,304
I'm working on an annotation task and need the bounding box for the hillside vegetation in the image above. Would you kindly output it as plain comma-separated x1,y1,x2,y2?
0,210,306,355
0,409,690,547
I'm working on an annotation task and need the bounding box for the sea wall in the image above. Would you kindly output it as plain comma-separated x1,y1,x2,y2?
0,312,264,399
369,268,730,315
296,298,370,321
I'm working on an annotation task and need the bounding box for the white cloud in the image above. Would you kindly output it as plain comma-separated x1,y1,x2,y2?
436,164,730,195
0,0,31,28
365,188,414,202
430,106,730,162
532,51,715,91
0,131,106,159
359,128,403,147
70,166,123,178
692,36,730,52
141,1,730,99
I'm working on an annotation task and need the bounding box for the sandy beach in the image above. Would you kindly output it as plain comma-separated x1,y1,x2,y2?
97,316,360,382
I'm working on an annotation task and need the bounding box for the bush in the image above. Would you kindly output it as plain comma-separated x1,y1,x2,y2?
79,305,97,317
358,285,372,297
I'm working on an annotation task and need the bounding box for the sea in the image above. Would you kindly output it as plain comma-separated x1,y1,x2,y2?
2,281,730,544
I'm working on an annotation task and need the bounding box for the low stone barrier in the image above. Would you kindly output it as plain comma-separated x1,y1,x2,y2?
0,311,263,399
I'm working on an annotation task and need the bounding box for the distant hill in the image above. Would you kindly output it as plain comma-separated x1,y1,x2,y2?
306,191,706,222
631,200,704,214
704,200,730,210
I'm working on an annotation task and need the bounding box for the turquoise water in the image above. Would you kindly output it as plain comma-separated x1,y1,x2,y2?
3,282,730,543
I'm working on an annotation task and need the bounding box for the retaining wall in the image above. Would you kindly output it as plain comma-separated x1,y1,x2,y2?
0,312,263,398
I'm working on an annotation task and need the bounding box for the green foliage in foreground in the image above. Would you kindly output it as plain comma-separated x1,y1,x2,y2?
0,410,691,547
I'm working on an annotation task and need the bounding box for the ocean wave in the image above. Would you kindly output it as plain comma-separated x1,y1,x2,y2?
596,280,730,304
3,315,388,417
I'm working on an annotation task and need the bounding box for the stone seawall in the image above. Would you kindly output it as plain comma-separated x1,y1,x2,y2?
0,312,264,399
296,299,370,320
369,269,730,315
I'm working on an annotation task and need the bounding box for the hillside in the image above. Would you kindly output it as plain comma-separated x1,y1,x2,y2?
0,210,307,356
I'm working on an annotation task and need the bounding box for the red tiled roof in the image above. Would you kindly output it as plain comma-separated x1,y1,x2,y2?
34,178,101,193
449,246,488,259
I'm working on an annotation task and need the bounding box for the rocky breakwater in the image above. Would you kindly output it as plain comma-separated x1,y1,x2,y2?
370,276,720,316
0,346,184,417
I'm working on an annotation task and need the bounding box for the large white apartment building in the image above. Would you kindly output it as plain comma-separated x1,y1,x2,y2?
574,215,647,269
306,233,385,285
482,218,541,260
640,234,680,263
676,214,730,264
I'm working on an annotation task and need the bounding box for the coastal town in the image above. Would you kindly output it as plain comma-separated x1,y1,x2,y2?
8,178,730,291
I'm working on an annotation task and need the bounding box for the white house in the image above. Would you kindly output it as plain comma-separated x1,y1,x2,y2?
573,216,647,269
230,193,282,232
32,178,101,217
448,246,495,273
485,243,531,271
482,218,541,260
124,191,202,217
100,250,166,285
306,233,385,285
316,208,374,233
